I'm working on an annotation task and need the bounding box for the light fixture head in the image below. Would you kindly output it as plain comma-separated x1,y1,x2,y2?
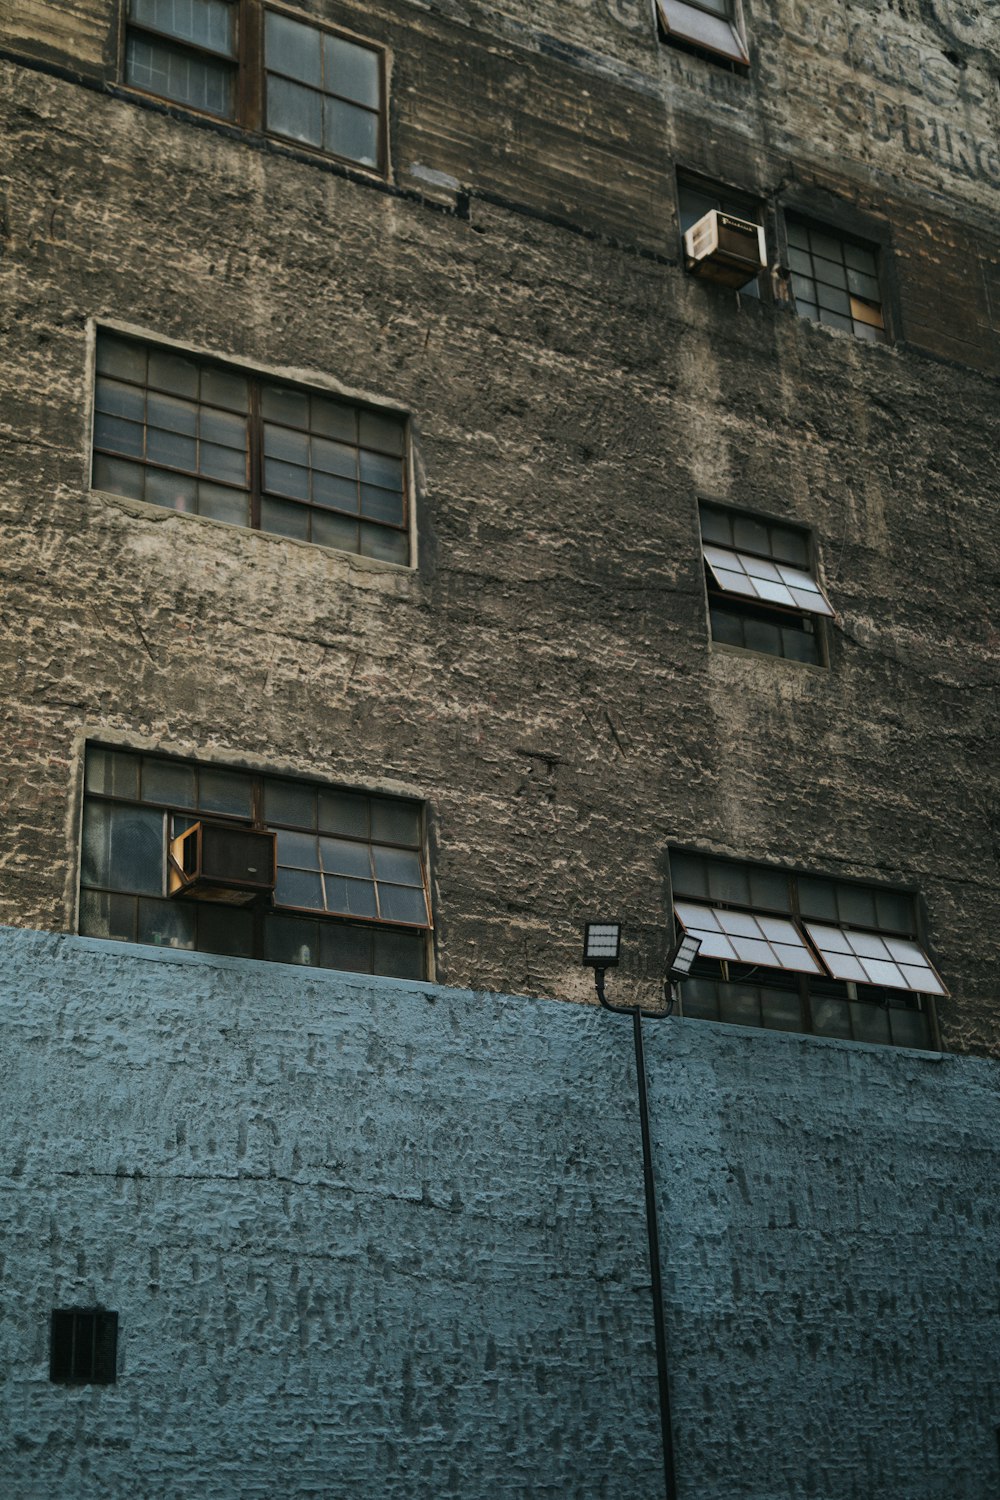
668,931,702,977
582,922,622,968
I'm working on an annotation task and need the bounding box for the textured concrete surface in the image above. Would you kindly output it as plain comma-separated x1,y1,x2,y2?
1,928,998,1498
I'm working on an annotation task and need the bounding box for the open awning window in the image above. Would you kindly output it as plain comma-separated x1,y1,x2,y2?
703,544,835,617
674,901,823,973
656,0,749,66
804,924,948,995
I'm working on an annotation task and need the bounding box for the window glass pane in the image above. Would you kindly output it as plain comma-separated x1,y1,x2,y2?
743,616,782,655
261,497,311,539
141,757,197,806
812,996,852,1039
146,470,197,510
785,220,810,250
137,896,196,950
359,522,409,564
262,385,310,427
312,472,359,512
197,903,254,957
851,1001,892,1045
311,397,356,442
836,884,877,928
93,453,145,499
97,336,147,382
798,877,837,920
699,507,732,546
200,365,248,412
378,883,428,924
749,867,790,911
265,10,322,84
147,425,197,471
781,626,820,664
321,922,373,973
359,410,405,456
817,284,851,316
311,437,358,481
374,928,426,980
719,985,761,1028
79,889,136,942
679,977,718,1019
318,837,372,878
359,449,403,491
94,412,144,458
670,852,708,898
371,798,421,846
761,989,801,1031
313,511,360,552
318,790,369,838
818,309,853,333
889,1005,931,1049
81,803,164,894
264,423,310,465
275,868,324,909
95,377,146,423
130,0,235,57
812,255,847,290
267,75,323,147
263,914,319,967
264,459,311,501
732,516,769,555
360,485,405,527
276,829,321,868
198,768,253,817
875,889,912,933
844,243,878,276
706,861,750,906
809,230,843,262
126,34,235,115
373,847,423,885
324,875,377,918
709,605,743,647
86,748,141,799
264,778,317,828
324,98,379,166
199,441,247,486
197,482,250,525
325,35,380,107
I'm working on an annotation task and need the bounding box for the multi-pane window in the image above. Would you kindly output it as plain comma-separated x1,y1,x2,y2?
700,502,833,665
79,747,431,979
786,219,886,342
656,0,748,66
92,332,409,565
122,0,386,172
50,1310,118,1385
671,851,945,1049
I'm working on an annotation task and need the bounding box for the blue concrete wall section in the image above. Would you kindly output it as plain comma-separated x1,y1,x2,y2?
1,930,998,1498
0,929,663,1500
646,1022,1000,1500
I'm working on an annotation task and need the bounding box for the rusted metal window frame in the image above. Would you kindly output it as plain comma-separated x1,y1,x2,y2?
78,747,433,977
783,213,889,344
698,499,832,667
91,331,411,564
118,0,389,177
668,849,944,1050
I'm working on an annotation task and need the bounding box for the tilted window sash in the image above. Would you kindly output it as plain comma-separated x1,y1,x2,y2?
703,544,835,617
657,0,749,65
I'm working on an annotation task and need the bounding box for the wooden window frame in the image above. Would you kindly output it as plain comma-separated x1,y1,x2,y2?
118,0,389,177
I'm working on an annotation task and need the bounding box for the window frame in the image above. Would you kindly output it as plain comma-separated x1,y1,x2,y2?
655,0,750,69
778,207,894,345
668,849,944,1051
117,0,390,177
77,744,434,980
89,325,415,569
676,169,769,299
697,498,833,668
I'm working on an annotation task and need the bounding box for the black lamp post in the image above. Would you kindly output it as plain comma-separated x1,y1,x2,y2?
581,922,701,1500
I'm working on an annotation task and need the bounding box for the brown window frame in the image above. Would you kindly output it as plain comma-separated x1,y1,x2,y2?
79,746,433,980
670,850,944,1051
119,0,389,177
699,501,833,667
91,329,412,567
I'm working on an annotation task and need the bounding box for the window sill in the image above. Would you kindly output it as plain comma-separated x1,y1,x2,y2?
90,488,417,577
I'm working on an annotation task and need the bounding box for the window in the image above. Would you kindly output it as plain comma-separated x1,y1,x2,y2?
786,219,886,342
79,747,431,979
50,1309,118,1385
92,332,410,565
656,0,749,66
122,0,386,172
700,502,833,665
678,176,763,296
671,851,945,1049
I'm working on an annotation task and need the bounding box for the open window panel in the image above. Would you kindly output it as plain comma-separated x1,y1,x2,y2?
677,174,765,296
79,745,432,981
700,501,833,665
656,0,749,67
670,851,945,1050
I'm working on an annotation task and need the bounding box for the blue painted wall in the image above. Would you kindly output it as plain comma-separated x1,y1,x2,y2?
0,928,997,1498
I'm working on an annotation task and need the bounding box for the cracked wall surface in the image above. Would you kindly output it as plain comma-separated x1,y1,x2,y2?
0,930,997,1498
0,0,998,1054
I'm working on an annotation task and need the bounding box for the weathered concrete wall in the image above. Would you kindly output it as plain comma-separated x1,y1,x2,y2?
0,1,998,1052
0,928,997,1498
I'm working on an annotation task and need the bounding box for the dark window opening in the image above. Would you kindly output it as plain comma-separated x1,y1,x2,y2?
678,176,764,296
50,1309,118,1385
92,332,410,565
671,851,944,1049
122,0,387,173
79,747,431,980
700,501,833,665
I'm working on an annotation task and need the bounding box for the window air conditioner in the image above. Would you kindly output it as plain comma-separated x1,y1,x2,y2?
684,209,766,287
168,822,277,906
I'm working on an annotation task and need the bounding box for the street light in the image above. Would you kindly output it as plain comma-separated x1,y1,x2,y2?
580,922,700,1500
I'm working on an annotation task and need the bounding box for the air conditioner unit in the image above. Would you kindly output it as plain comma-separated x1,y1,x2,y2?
168,821,277,906
684,209,766,287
